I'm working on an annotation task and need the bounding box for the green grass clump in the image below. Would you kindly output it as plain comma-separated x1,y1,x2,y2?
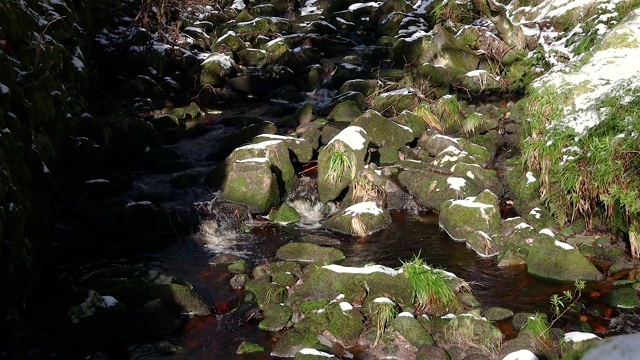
369,297,398,345
522,312,550,343
401,254,463,316
325,149,355,184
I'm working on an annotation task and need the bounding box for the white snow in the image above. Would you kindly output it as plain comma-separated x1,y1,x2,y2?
344,201,384,216
236,140,282,151
564,331,600,343
349,2,381,11
515,222,534,230
502,349,539,360
237,157,270,163
230,0,245,10
0,83,9,95
373,297,394,304
201,53,235,70
300,0,322,16
298,348,336,358
327,126,368,150
447,177,467,190
554,240,575,250
257,134,304,142
448,197,494,209
1,128,10,133
322,264,401,276
539,228,555,237
380,87,412,96
530,208,542,219
525,171,537,184
339,302,353,311
42,162,49,173
398,312,414,317
125,201,152,208
102,296,118,307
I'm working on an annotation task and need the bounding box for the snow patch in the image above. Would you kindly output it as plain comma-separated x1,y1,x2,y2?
327,126,368,150
398,312,414,318
564,331,600,343
344,201,384,216
322,264,401,276
298,348,336,358
339,302,353,311
373,297,394,304
502,349,539,360
554,240,575,250
447,177,467,190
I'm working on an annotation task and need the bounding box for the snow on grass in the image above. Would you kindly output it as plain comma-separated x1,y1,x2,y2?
327,126,368,150
344,201,384,216
322,264,401,276
564,331,600,342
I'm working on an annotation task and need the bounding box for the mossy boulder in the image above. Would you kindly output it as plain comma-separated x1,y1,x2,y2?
326,301,364,348
483,307,514,321
148,114,181,135
398,171,481,210
369,88,418,116
275,242,345,263
259,303,293,332
439,190,501,241
352,110,415,149
458,70,503,94
526,236,604,282
211,120,278,161
466,231,503,257
422,28,479,78
395,110,426,138
200,53,237,85
392,31,431,67
269,202,301,225
219,158,280,213
317,126,370,202
339,79,381,98
324,201,392,236
327,100,362,122
246,277,287,308
272,328,329,358
451,162,504,197
214,31,246,53
254,134,313,164
607,287,640,309
230,139,296,193
289,264,413,308
390,314,435,347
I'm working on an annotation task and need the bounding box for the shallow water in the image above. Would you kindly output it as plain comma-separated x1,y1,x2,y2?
137,210,621,359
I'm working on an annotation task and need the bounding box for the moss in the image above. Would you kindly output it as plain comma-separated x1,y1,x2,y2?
275,242,345,264
326,302,363,347
259,303,293,332
390,315,435,347
607,287,640,309
236,341,265,355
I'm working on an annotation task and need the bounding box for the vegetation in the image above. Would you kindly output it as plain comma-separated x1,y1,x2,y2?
401,254,463,316
325,149,355,184
522,312,550,344
369,298,398,345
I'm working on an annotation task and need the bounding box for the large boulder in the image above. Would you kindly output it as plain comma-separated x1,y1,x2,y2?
526,234,604,282
275,242,345,263
230,139,296,193
439,190,501,241
352,110,414,149
398,169,481,210
254,134,314,164
324,201,392,236
219,158,280,213
200,53,237,86
317,126,370,202
368,88,418,116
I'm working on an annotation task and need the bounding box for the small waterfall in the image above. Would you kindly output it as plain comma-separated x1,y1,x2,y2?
193,199,253,254
285,176,337,229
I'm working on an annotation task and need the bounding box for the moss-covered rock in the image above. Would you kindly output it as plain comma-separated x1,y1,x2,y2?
526,236,604,282
259,303,293,332
200,53,237,85
327,100,362,122
369,88,418,116
236,341,265,355
439,190,501,241
483,307,514,321
324,201,392,236
390,313,435,347
398,170,480,210
317,126,370,202
269,202,301,225
352,110,415,149
607,287,640,309
275,242,345,263
219,158,280,213
326,301,364,348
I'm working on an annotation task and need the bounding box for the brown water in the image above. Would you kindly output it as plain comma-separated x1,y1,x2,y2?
140,211,618,359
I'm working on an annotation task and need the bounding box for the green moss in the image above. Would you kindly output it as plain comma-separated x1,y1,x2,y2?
236,341,264,355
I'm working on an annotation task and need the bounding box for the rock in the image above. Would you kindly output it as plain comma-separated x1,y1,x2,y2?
439,190,501,241
526,235,604,282
352,110,414,149
326,301,364,348
458,70,503,94
390,313,435,347
327,100,362,122
441,314,503,357
339,79,381,98
331,63,371,88
228,260,249,274
398,170,480,210
451,162,504,197
317,126,370,202
324,201,392,236
580,333,640,360
259,303,293,332
422,28,479,78
369,88,418,116
395,110,426,138
219,158,280,213
483,307,514,321
416,345,452,360
289,264,413,308
211,121,278,161
607,287,640,309
300,234,341,246
272,327,328,358
246,277,287,308
226,74,270,97
275,242,345,263
230,139,296,193
148,114,181,135
269,202,301,225
200,53,237,86
465,231,502,257
236,341,265,355
214,31,246,53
